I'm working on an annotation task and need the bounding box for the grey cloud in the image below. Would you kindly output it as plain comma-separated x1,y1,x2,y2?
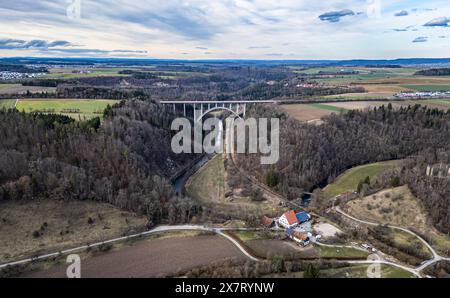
195,46,208,50
0,37,147,56
318,9,355,23
0,38,73,49
392,26,415,32
412,8,435,13
424,17,450,27
412,36,428,43
394,10,409,17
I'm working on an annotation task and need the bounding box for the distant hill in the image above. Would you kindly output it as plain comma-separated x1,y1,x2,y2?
1,57,450,67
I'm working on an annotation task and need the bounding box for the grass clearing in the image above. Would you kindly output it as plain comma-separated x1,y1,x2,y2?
244,239,319,260
186,154,283,219
280,104,336,122
0,199,147,263
401,85,450,92
346,186,427,229
345,185,450,257
323,160,399,198
0,99,16,109
0,84,20,91
232,230,263,242
16,99,119,120
320,264,415,278
308,103,348,113
315,245,369,259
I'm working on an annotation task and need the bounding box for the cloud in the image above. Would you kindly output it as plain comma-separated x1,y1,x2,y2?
0,38,147,56
195,46,208,50
318,9,355,23
424,17,450,27
392,25,416,32
0,39,73,49
248,46,271,49
394,10,409,17
412,36,428,43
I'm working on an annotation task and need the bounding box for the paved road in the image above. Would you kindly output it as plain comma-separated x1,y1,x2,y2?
334,206,450,274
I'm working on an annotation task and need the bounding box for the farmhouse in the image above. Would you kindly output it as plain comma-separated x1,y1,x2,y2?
278,210,298,229
286,228,310,246
278,210,312,229
296,211,311,224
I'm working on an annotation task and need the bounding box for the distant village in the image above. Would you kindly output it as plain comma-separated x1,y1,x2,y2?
0,71,46,81
394,91,450,99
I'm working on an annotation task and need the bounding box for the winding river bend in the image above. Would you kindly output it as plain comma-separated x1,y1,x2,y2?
172,154,212,195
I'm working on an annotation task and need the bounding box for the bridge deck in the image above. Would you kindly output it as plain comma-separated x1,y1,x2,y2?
159,100,277,104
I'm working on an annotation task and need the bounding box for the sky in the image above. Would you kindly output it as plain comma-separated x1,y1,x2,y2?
0,0,449,60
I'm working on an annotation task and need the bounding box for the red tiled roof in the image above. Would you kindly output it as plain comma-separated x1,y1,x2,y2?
293,231,308,241
284,210,298,225
261,216,274,227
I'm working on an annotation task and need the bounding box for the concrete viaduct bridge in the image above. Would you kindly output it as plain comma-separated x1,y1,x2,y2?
160,100,276,122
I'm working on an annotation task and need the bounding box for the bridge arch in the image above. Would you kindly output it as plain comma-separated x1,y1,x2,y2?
196,106,241,122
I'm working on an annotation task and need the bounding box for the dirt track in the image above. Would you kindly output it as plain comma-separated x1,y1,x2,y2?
26,235,245,278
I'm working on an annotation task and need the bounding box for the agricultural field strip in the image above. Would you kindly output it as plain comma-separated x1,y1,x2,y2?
0,222,409,273
0,225,263,269
334,206,450,273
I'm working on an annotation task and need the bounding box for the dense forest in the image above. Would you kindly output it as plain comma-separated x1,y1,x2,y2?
0,100,200,224
235,104,450,233
415,68,450,76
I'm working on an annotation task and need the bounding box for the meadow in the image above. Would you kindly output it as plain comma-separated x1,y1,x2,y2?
15,99,119,119
323,160,399,199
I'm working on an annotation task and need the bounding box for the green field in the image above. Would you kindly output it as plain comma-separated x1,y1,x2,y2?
401,85,450,92
320,264,415,278
45,68,130,79
231,230,263,242
0,99,17,109
307,103,348,113
316,245,369,259
323,160,399,198
16,99,119,120
0,84,20,90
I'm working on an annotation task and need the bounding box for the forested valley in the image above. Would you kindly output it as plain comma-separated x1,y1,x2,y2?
235,104,450,234
0,100,201,224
